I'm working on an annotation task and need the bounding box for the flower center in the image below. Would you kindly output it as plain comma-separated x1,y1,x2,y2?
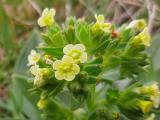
32,56,39,61
69,50,81,59
44,15,52,24
60,63,72,73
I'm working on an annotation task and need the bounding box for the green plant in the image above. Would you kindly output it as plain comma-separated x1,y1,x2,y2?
24,8,160,120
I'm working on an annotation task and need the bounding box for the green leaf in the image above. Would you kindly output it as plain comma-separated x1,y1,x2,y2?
42,98,73,120
99,67,120,81
39,47,63,59
41,33,54,46
10,75,41,120
23,96,41,120
87,57,103,64
64,26,76,44
48,82,65,97
14,30,41,75
48,24,65,47
76,22,92,48
0,5,15,52
10,30,42,119
84,64,102,76
51,32,65,47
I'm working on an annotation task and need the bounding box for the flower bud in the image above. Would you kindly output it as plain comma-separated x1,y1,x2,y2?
138,100,152,113
127,19,146,31
37,98,47,109
138,83,160,108
131,27,150,47
30,65,52,87
34,68,52,87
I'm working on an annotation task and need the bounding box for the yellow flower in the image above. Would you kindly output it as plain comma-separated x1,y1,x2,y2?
139,83,160,108
30,65,39,76
92,14,112,32
133,27,151,47
151,95,160,108
37,98,47,109
38,8,55,27
27,50,40,66
149,83,160,108
53,55,80,81
145,113,155,120
30,65,51,87
63,44,87,63
138,100,152,113
127,19,146,30
139,83,159,96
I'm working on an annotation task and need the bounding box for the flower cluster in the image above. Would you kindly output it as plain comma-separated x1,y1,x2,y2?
53,44,87,81
28,44,87,83
27,50,50,87
26,8,157,120
135,82,160,113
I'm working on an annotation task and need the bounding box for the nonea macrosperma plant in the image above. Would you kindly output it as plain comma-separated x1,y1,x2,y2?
27,8,160,120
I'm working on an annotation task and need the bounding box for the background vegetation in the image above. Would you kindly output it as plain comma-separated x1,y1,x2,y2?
0,0,160,119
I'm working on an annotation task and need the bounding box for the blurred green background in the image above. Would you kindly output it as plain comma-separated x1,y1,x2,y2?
0,0,160,119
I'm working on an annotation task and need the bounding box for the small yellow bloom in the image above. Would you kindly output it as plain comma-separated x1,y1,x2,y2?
30,65,51,86
38,8,55,27
138,100,152,113
30,65,39,76
37,98,47,109
27,50,40,66
149,83,160,108
92,14,112,32
139,83,160,108
133,27,151,47
127,19,146,30
95,14,105,24
145,113,155,120
63,44,87,63
150,95,160,108
140,83,159,96
53,55,80,81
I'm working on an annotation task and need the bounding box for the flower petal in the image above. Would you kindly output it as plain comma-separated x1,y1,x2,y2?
27,50,40,66
30,65,39,75
80,52,87,63
62,55,74,63
55,71,64,80
95,14,104,23
72,64,80,74
65,73,75,81
53,60,61,70
63,44,74,54
38,17,45,27
74,44,85,52
49,8,55,17
42,8,49,16
31,50,36,55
